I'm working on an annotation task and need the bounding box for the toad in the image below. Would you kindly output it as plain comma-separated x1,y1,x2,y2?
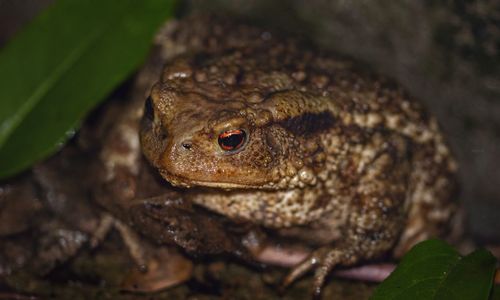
96,15,459,296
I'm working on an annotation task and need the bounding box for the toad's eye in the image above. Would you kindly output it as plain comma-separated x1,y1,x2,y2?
218,129,246,151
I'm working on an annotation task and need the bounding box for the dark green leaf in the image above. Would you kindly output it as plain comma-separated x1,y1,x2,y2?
371,239,497,300
0,0,176,179
491,285,500,300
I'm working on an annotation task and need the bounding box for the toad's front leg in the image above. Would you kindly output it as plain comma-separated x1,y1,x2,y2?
128,194,252,259
283,233,399,297
284,149,409,297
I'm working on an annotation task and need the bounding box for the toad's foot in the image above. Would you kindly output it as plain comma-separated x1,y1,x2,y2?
254,243,394,282
283,246,358,298
121,247,193,292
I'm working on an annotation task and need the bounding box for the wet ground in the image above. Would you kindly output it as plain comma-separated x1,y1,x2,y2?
2,232,376,299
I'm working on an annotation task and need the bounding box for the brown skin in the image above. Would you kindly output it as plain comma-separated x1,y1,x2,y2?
135,16,458,296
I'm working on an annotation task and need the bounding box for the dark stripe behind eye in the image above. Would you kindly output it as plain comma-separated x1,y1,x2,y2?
278,111,335,136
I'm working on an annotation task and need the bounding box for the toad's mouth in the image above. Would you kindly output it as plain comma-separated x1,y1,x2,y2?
159,169,268,190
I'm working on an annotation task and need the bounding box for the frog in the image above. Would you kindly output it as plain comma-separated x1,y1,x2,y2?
93,15,459,296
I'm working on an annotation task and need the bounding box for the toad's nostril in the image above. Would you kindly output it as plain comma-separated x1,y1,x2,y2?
181,141,192,150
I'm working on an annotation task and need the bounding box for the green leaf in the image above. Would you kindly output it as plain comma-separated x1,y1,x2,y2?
370,239,497,300
492,285,500,300
0,0,176,179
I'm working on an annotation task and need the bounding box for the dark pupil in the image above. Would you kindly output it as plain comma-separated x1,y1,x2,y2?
219,132,245,150
144,96,154,121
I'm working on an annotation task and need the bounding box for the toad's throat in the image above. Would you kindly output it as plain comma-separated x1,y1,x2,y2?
159,169,273,190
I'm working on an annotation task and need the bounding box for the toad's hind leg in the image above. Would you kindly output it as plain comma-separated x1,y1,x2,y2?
393,126,459,257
